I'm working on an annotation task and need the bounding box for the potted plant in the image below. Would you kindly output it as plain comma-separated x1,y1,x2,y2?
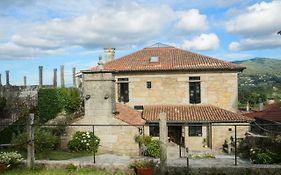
129,159,157,175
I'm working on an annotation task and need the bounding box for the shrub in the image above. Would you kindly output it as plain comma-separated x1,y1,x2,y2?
0,97,6,118
68,131,100,153
38,89,62,123
135,135,160,158
11,128,59,153
250,148,276,164
145,140,160,158
129,159,157,169
38,88,80,123
0,152,22,167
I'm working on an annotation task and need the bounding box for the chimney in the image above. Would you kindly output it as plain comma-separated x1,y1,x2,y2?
104,48,115,63
258,98,263,111
246,101,250,112
97,56,104,70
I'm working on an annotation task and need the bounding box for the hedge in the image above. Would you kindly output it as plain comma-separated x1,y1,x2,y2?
38,88,80,123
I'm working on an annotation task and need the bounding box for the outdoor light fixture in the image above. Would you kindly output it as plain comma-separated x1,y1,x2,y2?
85,95,91,100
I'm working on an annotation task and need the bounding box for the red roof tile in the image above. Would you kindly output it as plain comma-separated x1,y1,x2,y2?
91,44,245,72
115,103,145,125
143,104,252,123
244,102,281,122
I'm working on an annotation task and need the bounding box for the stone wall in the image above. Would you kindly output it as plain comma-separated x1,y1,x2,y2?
115,71,238,112
69,71,140,156
212,123,249,150
184,125,208,151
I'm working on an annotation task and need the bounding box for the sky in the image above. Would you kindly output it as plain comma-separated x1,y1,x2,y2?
0,0,281,85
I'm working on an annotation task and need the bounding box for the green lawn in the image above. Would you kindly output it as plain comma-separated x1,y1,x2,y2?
2,168,132,175
35,150,94,160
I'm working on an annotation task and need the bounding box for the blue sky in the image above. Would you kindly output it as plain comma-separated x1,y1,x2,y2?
0,0,280,85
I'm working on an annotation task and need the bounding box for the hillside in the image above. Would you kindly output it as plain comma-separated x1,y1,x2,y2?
233,58,281,76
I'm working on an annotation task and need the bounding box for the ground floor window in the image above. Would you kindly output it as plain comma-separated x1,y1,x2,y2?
188,124,202,136
149,124,159,137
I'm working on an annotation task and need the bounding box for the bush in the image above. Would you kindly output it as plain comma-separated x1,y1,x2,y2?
0,152,22,167
68,131,100,153
38,88,80,123
238,135,281,164
11,128,59,153
38,89,62,123
145,140,160,158
0,97,6,118
250,148,276,164
135,135,160,158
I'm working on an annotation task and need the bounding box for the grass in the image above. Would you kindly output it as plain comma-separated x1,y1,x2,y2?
35,150,93,160
0,149,94,160
2,167,132,175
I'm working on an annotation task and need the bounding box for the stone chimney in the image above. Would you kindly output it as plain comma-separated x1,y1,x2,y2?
97,56,104,70
104,48,115,63
258,98,263,111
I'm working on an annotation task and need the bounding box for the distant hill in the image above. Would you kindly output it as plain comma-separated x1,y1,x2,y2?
233,58,281,76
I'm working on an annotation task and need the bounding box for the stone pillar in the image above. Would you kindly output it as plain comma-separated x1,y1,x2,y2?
160,112,167,175
24,76,27,87
5,70,10,86
39,66,43,88
72,67,76,87
60,65,65,87
53,68,57,88
104,48,115,63
0,73,2,86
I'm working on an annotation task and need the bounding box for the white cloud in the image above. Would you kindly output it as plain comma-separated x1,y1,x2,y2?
181,33,220,51
226,1,281,51
229,35,281,51
0,0,213,59
176,9,208,32
226,1,281,36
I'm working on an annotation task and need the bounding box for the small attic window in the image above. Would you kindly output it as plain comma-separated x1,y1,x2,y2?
150,56,159,62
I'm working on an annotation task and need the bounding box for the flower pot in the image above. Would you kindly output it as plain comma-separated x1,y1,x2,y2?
136,168,153,175
0,164,7,172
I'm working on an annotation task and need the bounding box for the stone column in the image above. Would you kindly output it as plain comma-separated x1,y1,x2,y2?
24,76,27,87
160,112,167,175
60,65,65,87
53,68,57,88
0,73,2,86
72,67,76,87
5,70,10,86
39,66,43,88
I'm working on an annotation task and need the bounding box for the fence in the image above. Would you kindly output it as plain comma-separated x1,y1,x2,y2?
1,114,281,169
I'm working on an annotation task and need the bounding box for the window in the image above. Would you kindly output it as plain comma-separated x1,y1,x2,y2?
188,124,202,136
147,81,152,89
117,78,129,103
134,105,144,110
150,56,159,62
149,124,159,137
189,76,201,104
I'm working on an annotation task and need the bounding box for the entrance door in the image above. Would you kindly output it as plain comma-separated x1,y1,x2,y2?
168,126,182,145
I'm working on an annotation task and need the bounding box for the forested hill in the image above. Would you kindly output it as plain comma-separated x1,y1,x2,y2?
233,58,281,105
233,57,281,76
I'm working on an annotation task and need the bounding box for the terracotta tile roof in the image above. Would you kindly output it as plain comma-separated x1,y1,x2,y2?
142,104,252,123
115,103,145,125
244,102,281,122
91,44,245,72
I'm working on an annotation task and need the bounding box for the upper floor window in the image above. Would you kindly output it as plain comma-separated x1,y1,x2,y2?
189,76,201,104
117,78,129,103
147,81,152,89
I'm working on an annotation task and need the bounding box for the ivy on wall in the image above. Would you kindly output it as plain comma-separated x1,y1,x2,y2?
38,88,80,123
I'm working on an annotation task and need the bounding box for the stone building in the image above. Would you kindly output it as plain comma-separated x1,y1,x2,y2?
76,43,251,155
